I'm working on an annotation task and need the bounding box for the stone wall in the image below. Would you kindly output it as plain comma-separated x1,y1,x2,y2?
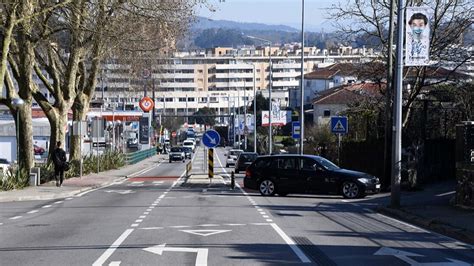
455,164,474,208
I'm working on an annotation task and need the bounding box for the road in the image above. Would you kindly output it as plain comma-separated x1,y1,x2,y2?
0,145,473,265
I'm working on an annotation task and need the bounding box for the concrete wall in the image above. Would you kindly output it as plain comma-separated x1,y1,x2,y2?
313,103,347,126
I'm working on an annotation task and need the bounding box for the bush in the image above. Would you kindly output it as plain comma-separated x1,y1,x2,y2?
0,167,29,191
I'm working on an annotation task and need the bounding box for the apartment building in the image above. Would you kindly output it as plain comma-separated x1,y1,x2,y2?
93,45,379,117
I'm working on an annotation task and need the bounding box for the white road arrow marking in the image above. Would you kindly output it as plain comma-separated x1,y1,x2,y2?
180,229,231,236
374,247,471,266
143,243,208,266
204,133,216,145
104,190,135,195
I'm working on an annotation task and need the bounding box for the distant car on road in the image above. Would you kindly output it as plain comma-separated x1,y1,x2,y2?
183,139,195,152
168,147,186,163
225,149,244,167
182,146,192,159
244,154,380,199
234,152,258,174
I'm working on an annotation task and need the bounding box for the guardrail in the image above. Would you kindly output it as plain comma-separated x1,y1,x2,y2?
125,148,157,165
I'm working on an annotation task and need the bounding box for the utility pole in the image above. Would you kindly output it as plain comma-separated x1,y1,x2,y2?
253,64,257,153
299,0,305,155
391,0,404,208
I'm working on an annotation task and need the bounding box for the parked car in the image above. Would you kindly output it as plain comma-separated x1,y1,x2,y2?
244,154,380,199
225,149,244,167
182,146,192,159
234,152,258,173
33,144,45,155
0,158,11,176
168,147,186,163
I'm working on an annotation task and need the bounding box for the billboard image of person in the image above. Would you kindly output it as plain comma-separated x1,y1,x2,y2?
406,7,431,66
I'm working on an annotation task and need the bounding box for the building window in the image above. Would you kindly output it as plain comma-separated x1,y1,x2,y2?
199,97,207,103
187,97,195,102
178,97,187,102
323,110,331,117
210,97,218,103
165,97,173,102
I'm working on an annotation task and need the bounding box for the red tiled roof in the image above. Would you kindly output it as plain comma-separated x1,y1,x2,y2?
313,83,384,105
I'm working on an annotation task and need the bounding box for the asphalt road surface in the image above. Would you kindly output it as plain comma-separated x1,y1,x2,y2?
1,145,473,265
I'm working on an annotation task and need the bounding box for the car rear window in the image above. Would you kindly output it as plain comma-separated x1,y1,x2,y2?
170,147,182,152
253,158,271,169
240,154,257,161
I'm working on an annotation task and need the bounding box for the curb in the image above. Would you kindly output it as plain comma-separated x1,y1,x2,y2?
377,206,474,245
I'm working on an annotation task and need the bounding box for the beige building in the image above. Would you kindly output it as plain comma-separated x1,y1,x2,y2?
94,46,379,117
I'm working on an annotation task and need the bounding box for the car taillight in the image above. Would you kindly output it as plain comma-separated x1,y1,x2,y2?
245,169,252,177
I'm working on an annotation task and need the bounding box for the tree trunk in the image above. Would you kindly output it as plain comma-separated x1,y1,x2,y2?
70,93,90,162
14,105,34,176
46,106,69,162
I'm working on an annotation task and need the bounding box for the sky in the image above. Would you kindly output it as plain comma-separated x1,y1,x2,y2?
198,0,340,32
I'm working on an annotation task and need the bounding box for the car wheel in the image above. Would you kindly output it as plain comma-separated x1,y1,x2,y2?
259,179,276,196
342,181,363,199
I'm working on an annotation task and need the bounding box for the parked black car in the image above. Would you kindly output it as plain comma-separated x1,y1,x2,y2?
244,154,380,199
234,152,258,173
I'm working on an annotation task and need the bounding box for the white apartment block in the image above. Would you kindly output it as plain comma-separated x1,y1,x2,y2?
93,46,379,117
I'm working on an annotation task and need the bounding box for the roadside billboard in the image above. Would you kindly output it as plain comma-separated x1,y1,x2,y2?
261,111,291,126
405,6,432,66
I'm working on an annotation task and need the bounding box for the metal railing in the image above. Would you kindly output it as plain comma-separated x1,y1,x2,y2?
125,148,157,165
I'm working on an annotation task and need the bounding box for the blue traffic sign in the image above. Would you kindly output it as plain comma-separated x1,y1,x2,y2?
202,129,221,148
292,121,301,139
331,116,348,134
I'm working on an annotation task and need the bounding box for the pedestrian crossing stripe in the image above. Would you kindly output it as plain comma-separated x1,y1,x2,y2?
333,120,346,132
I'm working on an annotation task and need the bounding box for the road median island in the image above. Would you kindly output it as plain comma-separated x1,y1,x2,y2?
377,206,474,245
181,174,227,188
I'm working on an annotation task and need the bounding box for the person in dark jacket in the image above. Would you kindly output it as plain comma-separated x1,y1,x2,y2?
53,141,67,187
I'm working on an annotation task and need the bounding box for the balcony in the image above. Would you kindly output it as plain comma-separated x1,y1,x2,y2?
215,64,254,70
215,72,254,79
272,63,300,69
273,72,300,78
157,82,196,88
154,73,195,79
272,80,299,87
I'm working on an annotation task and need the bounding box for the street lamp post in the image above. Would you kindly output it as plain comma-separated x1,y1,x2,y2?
246,35,273,154
253,64,257,153
11,98,24,174
299,0,305,154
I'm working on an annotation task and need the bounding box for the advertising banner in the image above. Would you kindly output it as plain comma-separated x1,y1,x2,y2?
139,116,149,144
261,111,291,126
406,6,432,66
234,114,255,135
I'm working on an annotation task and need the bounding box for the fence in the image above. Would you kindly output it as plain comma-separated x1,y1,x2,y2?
125,148,156,165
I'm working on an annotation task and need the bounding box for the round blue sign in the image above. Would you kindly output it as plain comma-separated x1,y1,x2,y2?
202,129,221,148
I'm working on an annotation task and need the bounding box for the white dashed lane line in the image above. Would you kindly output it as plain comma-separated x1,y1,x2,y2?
9,216,22,220
27,210,39,214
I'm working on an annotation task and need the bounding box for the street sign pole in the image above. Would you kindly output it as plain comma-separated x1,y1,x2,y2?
208,148,214,179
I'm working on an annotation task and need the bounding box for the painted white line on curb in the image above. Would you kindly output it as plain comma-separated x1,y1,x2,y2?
27,210,39,214
93,229,134,266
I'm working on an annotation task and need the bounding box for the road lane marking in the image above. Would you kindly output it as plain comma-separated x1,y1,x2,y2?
10,216,22,220
135,219,143,223
270,223,311,263
54,201,63,204
146,209,152,211
42,205,52,208
131,224,139,227
180,229,231,236
159,194,165,199
436,191,455,197
140,227,164,230
214,149,311,264
65,197,73,200
92,229,134,266
225,223,246,226
263,215,269,218
198,224,219,227
109,261,121,266
139,215,146,218
143,212,150,215
143,243,208,266
266,219,273,222
27,210,39,214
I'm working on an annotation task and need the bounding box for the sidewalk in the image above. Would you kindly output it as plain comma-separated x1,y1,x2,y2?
376,180,474,245
0,154,168,202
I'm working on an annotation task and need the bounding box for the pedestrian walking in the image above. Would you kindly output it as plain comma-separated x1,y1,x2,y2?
53,141,67,187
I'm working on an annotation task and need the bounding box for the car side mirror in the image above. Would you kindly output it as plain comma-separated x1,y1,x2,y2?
313,164,324,172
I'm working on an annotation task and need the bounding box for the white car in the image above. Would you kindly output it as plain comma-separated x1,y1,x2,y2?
225,149,244,167
183,139,195,152
0,158,11,177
